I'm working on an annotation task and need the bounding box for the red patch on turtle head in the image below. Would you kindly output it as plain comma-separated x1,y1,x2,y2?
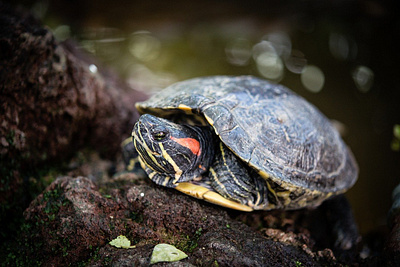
170,136,201,156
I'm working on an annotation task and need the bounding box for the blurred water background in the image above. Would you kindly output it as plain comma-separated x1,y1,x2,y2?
8,0,400,236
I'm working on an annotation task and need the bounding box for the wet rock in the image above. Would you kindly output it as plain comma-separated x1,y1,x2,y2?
20,175,347,266
0,2,146,246
21,175,225,265
90,244,154,266
191,223,317,266
23,176,124,265
0,3,146,165
384,183,400,265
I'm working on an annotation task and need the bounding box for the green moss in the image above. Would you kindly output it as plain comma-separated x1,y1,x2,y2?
75,245,103,266
3,252,43,267
295,260,303,266
0,179,74,265
101,255,113,265
77,245,114,266
61,238,72,257
5,130,16,146
0,155,19,194
1,221,45,267
175,227,203,253
41,184,70,221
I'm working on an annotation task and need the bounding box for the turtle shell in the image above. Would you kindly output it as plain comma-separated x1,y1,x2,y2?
135,76,358,195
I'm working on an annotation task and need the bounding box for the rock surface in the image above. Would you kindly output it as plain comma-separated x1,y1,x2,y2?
22,175,340,266
0,1,146,247
384,184,400,265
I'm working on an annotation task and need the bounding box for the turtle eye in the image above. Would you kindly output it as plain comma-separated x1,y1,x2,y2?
152,131,167,141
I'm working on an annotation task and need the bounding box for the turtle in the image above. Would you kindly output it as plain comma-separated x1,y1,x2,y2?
127,75,358,211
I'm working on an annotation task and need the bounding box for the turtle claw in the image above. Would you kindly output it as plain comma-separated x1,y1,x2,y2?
175,182,253,212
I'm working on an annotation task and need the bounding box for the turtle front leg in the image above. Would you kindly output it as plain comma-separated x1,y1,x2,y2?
173,141,265,212
207,142,269,210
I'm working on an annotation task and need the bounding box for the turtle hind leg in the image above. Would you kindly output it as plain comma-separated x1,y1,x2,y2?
319,195,360,262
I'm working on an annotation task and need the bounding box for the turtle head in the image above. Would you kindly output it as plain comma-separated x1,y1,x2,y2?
132,114,213,187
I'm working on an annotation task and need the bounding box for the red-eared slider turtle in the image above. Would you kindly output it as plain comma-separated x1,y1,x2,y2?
129,76,358,211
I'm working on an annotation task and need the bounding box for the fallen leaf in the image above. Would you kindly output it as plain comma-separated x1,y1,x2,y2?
150,243,188,264
109,235,135,249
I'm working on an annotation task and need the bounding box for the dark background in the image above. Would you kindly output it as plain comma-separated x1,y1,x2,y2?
6,0,400,235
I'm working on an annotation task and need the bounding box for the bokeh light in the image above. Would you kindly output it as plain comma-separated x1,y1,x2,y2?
285,49,307,74
253,41,284,81
329,33,358,61
129,31,161,62
301,65,325,93
80,27,125,62
225,37,252,66
262,31,292,59
52,25,71,41
126,64,176,93
352,65,374,93
89,64,98,74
